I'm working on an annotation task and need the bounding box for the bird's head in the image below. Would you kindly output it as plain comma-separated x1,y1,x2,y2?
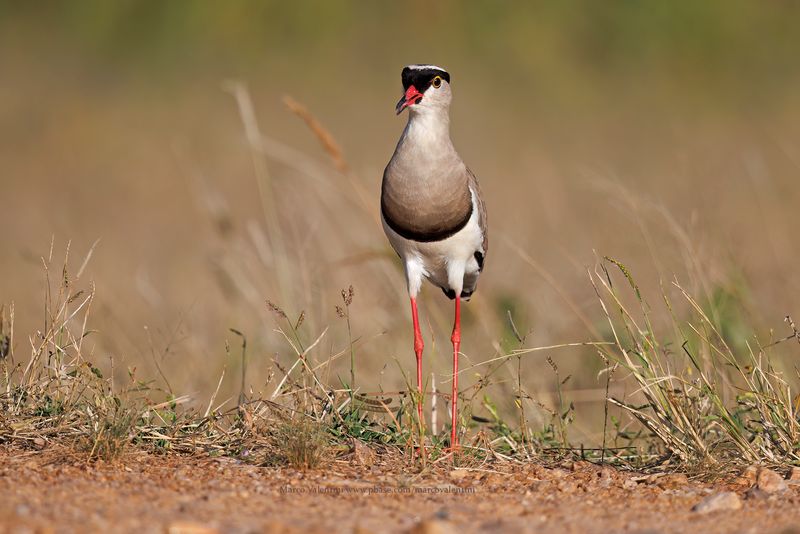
395,64,451,115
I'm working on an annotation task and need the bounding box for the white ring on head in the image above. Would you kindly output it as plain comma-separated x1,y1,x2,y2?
406,64,447,72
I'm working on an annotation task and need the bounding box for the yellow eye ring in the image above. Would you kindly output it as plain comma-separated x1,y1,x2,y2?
431,76,442,89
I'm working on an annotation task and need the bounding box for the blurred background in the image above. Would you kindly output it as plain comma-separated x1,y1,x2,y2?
2,1,800,443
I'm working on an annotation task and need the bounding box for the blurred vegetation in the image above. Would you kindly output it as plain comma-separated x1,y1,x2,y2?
3,1,800,106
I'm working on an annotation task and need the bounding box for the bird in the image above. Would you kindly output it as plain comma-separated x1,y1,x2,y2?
381,64,488,449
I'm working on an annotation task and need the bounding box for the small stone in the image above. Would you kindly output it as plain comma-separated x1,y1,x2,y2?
570,461,592,472
623,478,638,490
790,467,800,482
547,468,568,479
745,487,769,501
528,480,551,492
656,473,689,489
692,492,742,514
757,467,787,493
449,469,469,482
433,507,451,520
407,520,457,534
596,467,617,488
556,479,579,493
742,464,759,483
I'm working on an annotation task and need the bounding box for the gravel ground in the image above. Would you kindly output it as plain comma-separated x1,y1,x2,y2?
2,445,800,533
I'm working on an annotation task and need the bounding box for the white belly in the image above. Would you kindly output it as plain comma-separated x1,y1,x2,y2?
382,188,484,298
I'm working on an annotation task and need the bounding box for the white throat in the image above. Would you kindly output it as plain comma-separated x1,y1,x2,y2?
404,106,452,149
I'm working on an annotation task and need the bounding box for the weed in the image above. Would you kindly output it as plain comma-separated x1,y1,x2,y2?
336,285,356,392
594,257,800,467
247,407,330,469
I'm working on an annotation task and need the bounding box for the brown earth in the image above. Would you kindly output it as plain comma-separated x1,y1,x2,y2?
2,445,800,534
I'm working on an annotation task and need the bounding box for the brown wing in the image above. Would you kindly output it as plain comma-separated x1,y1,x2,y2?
467,168,488,255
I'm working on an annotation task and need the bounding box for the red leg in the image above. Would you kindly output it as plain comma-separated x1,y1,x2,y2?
450,296,461,449
410,297,424,428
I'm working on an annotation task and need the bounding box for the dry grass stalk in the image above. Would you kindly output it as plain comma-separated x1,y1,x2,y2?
594,256,800,466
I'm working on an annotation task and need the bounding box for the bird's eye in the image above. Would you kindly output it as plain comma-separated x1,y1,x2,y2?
431,76,442,89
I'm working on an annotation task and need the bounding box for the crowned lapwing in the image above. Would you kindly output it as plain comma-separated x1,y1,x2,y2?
381,65,488,449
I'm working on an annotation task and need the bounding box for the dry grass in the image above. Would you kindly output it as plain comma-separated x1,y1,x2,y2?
3,57,800,473
594,257,800,470
3,234,800,474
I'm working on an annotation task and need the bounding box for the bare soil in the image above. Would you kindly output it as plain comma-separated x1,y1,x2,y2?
2,445,800,534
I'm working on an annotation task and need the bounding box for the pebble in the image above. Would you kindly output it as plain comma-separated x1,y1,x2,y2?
756,467,787,493
448,469,469,482
556,479,579,493
623,478,638,490
656,473,689,489
742,464,759,483
744,487,769,501
692,492,742,514
569,461,593,471
596,467,616,488
790,467,800,483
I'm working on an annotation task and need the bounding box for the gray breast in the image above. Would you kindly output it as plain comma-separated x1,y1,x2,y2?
381,162,472,242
